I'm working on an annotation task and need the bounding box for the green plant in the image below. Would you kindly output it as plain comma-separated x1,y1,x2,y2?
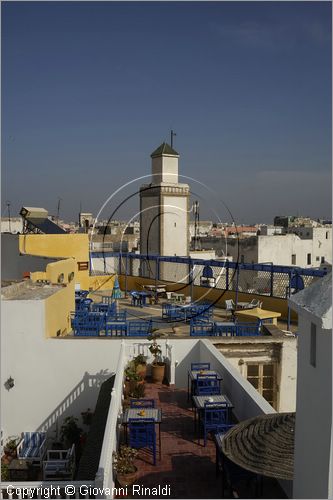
133,354,147,366
147,329,163,364
125,362,141,382
4,436,20,454
60,417,82,446
113,445,138,474
130,382,145,398
1,463,9,480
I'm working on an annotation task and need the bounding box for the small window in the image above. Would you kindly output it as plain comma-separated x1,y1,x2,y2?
316,256,320,261
77,261,89,271
326,231,329,239
241,255,244,263
321,256,325,263
307,253,311,265
310,323,316,367
291,254,296,265
246,363,276,407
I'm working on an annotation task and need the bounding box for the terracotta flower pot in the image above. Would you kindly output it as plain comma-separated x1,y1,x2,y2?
116,468,138,488
151,363,165,383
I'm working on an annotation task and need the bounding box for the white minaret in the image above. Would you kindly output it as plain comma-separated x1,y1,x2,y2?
140,142,189,258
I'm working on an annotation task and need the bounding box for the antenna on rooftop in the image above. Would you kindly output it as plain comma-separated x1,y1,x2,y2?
6,201,11,233
170,129,177,148
193,200,200,251
56,197,62,225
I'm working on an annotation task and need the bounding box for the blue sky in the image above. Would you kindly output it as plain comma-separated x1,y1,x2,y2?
2,1,332,224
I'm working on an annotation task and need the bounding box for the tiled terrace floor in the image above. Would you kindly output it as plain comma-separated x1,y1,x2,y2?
118,381,287,499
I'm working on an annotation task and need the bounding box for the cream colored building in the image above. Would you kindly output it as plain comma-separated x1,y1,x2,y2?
140,143,189,258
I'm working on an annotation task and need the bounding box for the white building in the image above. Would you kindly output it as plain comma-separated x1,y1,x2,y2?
1,217,23,234
226,227,332,267
140,143,189,257
289,273,332,498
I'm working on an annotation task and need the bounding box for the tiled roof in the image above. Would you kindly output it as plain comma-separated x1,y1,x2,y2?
76,375,115,480
151,142,179,158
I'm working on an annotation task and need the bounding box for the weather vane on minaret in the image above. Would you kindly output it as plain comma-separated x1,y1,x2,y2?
170,129,177,148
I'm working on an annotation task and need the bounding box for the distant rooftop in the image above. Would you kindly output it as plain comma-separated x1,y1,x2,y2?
1,280,63,300
151,142,179,157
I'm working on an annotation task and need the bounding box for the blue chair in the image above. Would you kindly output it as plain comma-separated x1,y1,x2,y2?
101,295,113,305
75,297,93,312
105,321,127,337
129,418,157,465
190,321,214,336
127,320,152,337
214,322,236,337
75,290,89,298
201,402,230,446
17,432,47,466
162,303,172,320
130,291,146,307
235,322,261,336
130,399,155,408
191,363,211,371
106,310,127,322
74,323,100,337
196,375,220,396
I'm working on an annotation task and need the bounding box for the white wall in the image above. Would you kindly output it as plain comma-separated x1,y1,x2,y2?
140,195,160,254
152,156,178,184
277,339,297,412
293,315,332,498
162,196,188,256
225,231,332,267
258,232,332,267
1,300,122,439
1,218,23,234
90,256,118,274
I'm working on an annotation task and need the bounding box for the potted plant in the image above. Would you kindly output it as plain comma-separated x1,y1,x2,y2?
3,436,20,459
148,330,166,383
60,416,82,448
124,362,142,397
133,354,147,379
130,381,146,399
113,445,138,488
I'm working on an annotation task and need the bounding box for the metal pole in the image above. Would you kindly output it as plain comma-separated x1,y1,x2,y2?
287,274,292,330
235,265,240,307
189,259,194,301
124,254,128,298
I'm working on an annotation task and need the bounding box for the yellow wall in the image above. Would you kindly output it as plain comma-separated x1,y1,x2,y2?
89,274,116,292
119,275,297,322
19,234,90,289
23,235,117,337
31,258,76,338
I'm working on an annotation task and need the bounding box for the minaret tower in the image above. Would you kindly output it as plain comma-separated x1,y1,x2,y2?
140,142,189,257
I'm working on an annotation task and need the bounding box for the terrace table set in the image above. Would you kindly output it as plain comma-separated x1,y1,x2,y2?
72,292,155,337
187,363,235,447
121,399,162,464
162,302,213,323
234,307,281,326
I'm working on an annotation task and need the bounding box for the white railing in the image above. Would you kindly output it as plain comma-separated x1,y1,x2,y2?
0,482,95,499
96,340,128,498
